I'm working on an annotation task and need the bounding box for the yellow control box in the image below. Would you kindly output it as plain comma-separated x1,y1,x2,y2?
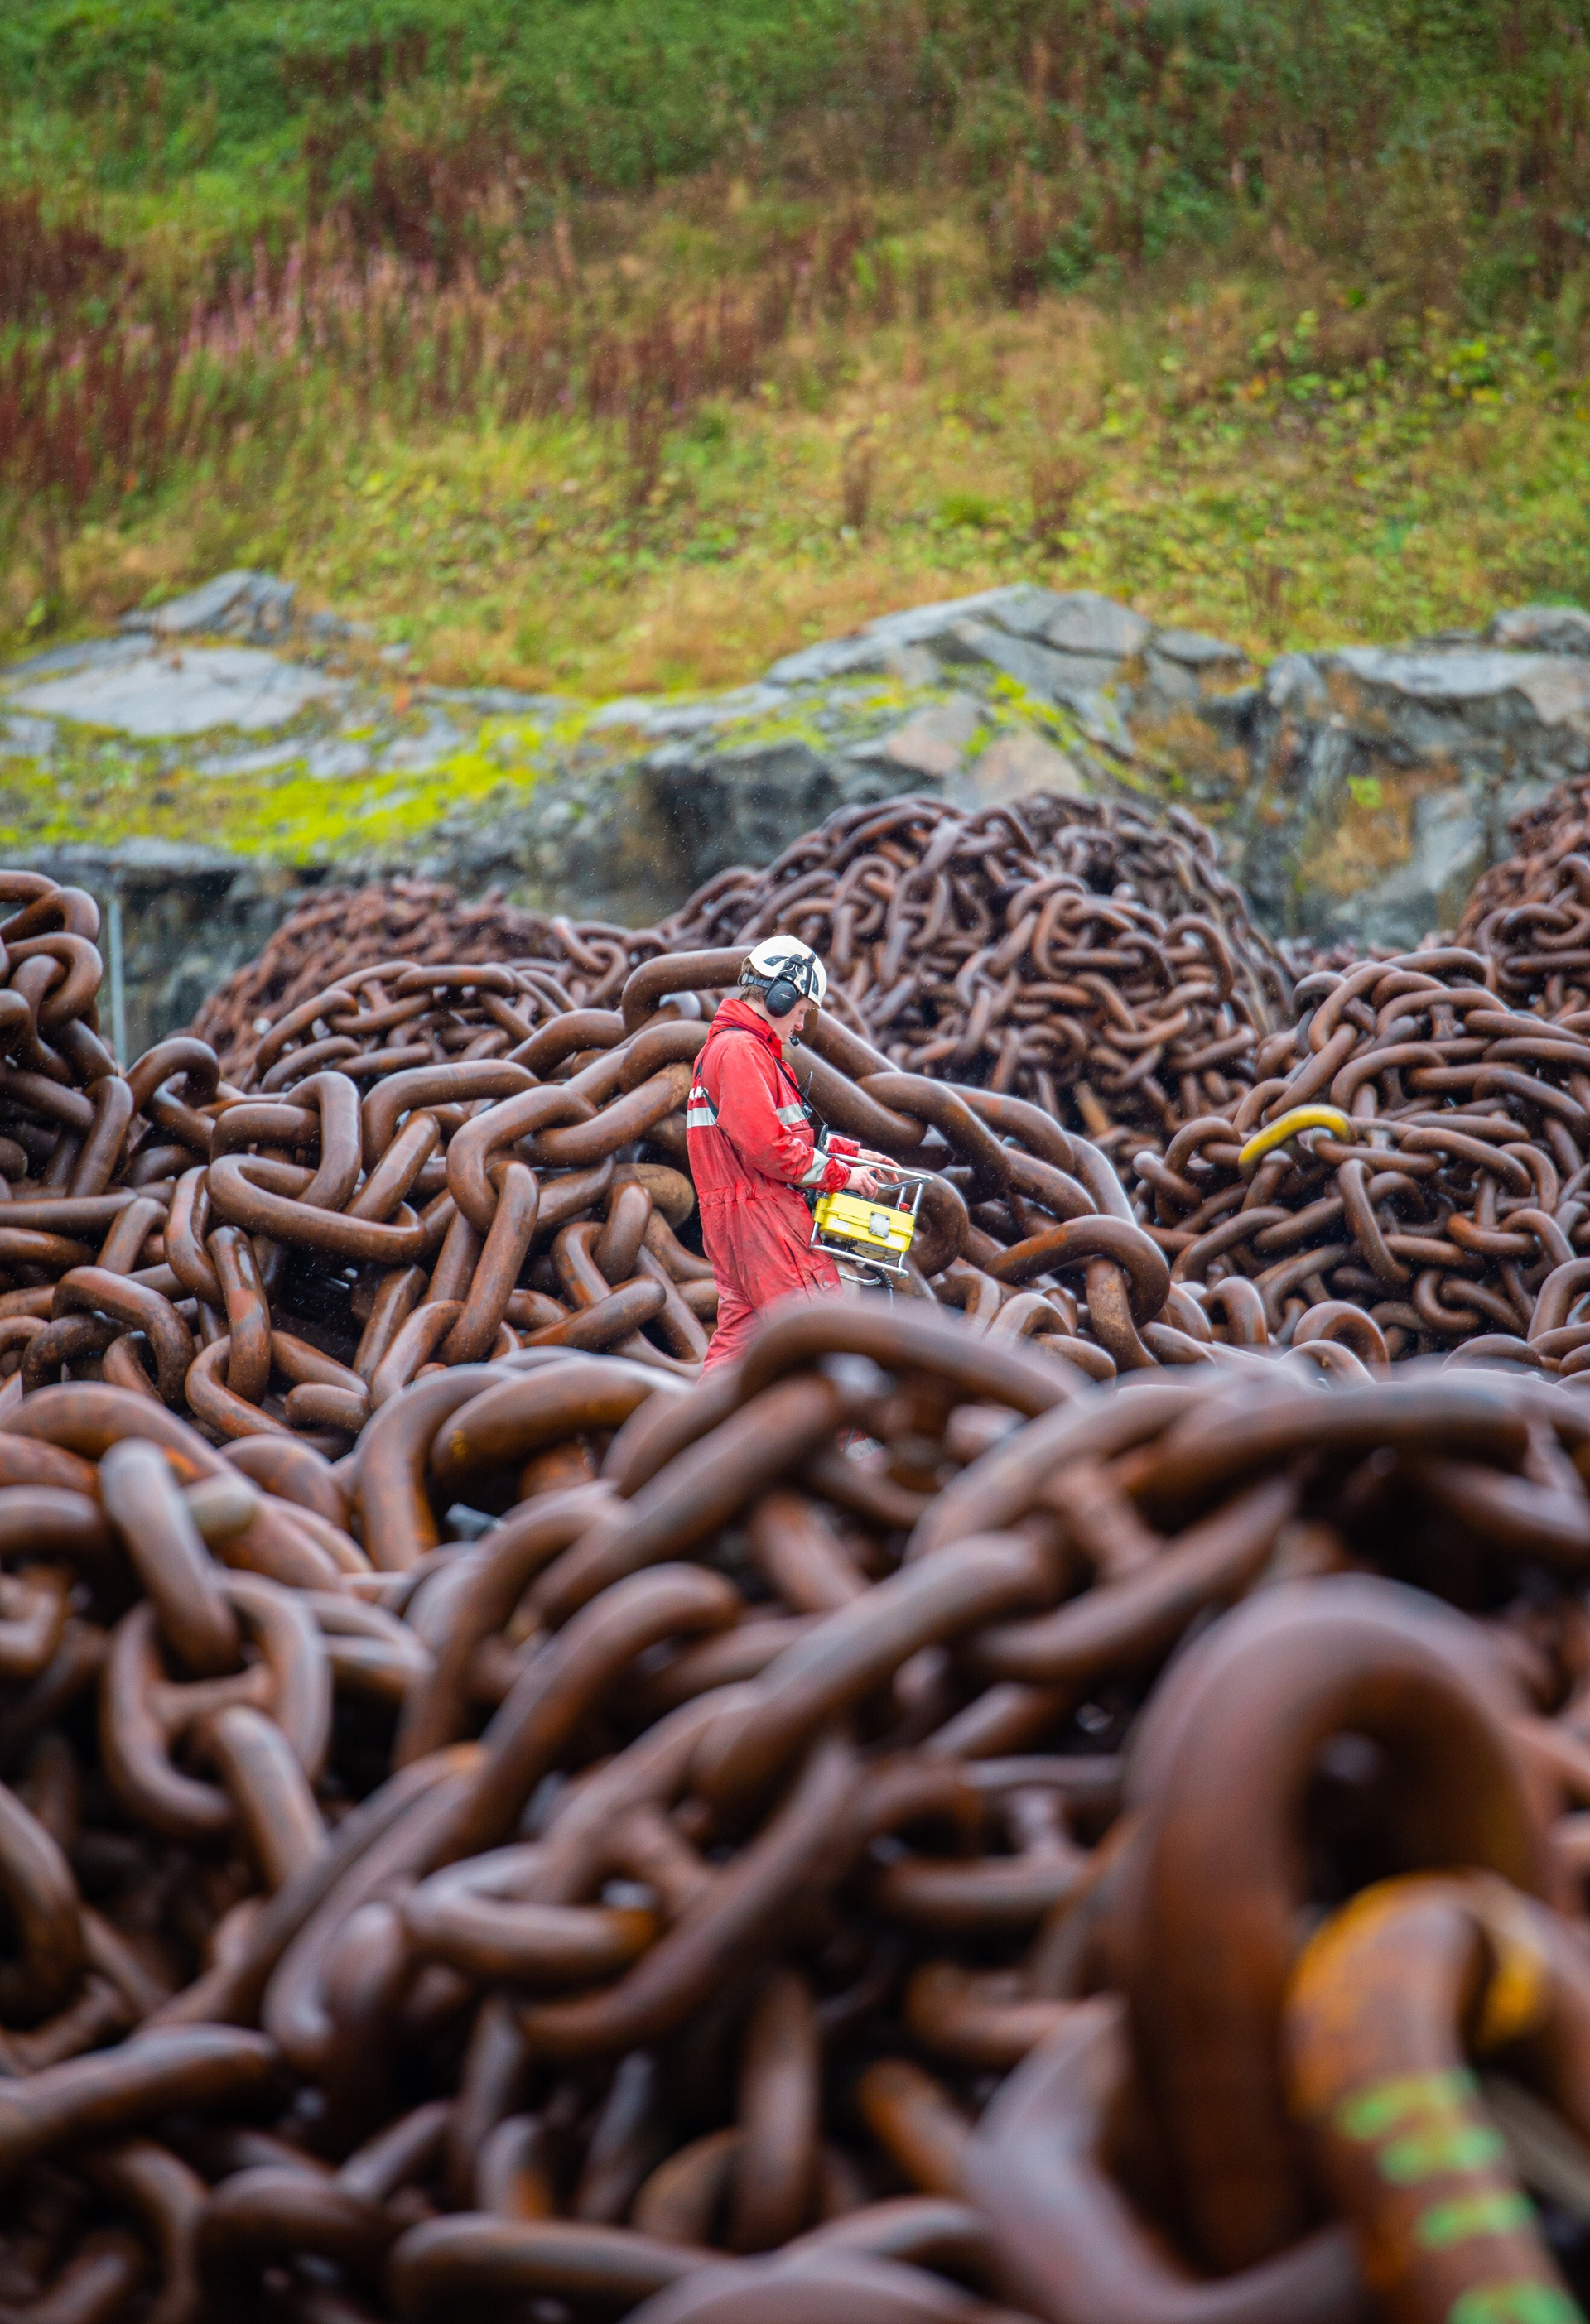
810,1187,918,1261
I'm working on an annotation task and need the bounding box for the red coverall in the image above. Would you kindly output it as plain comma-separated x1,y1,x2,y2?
686,994,859,1372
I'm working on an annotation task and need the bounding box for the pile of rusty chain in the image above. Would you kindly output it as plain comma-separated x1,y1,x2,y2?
25,859,1590,1407
26,846,1590,1401
660,793,1292,1161
1130,942,1590,1366
0,876,1221,1412
0,872,191,1404
1459,767,1590,951
195,792,1290,1165
13,850,1590,2316
1459,804,1590,1024
177,940,1218,1403
1278,934,1399,982
7,1315,1590,2322
192,878,666,1086
0,869,127,1183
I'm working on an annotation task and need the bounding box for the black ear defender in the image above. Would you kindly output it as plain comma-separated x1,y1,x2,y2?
756,951,813,1018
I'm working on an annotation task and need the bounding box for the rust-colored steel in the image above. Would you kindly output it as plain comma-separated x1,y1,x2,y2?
1284,1872,1590,2324
1135,946,1590,1364
15,1294,1590,2317
7,810,1590,2320
659,794,1290,1162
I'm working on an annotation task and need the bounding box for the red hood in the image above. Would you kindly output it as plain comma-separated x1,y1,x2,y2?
705,992,784,1061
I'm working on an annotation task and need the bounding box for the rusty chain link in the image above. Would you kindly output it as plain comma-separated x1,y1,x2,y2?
4,1314,1590,2321
0,798,1589,2322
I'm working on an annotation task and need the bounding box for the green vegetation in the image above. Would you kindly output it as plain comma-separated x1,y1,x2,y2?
7,0,1588,268
4,1,1590,700
0,697,567,861
0,667,1030,863
50,300,1589,704
0,1,853,216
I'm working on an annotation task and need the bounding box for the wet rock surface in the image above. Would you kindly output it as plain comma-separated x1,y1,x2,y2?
1202,613,1590,950
7,571,1590,1043
11,638,344,737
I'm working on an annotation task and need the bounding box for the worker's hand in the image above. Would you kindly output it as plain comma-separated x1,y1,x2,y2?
855,1147,896,1170
845,1162,885,1198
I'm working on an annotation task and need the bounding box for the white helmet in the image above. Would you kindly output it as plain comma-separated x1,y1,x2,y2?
740,935,827,1012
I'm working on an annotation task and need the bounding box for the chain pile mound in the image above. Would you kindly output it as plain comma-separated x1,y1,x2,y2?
191,878,665,1088
1130,942,1590,1367
7,858,1590,2318
191,795,1291,1163
0,871,1243,1448
1460,769,1590,950
1455,773,1590,1024
662,794,1292,1161
7,1311,1590,2322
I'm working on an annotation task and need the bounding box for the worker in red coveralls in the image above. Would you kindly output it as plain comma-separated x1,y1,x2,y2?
687,937,895,1372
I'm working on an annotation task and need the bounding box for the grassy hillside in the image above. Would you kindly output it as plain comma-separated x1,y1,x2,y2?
0,2,850,199
7,2,1585,248
3,1,1590,694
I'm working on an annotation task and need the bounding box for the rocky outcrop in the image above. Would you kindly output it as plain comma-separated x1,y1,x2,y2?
1194,621,1590,950
9,570,1590,1048
389,585,1237,920
117,567,356,647
783,592,1590,955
